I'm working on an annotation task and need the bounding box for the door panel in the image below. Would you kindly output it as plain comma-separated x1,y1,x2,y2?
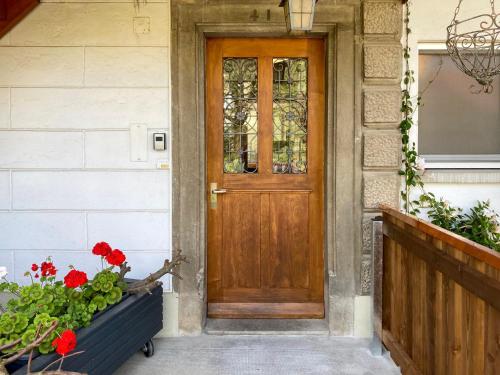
207,38,325,318
268,193,310,289
221,193,261,289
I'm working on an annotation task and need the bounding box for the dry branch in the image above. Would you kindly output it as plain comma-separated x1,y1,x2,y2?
3,321,58,365
118,261,131,280
0,337,22,353
127,249,188,294
0,321,60,375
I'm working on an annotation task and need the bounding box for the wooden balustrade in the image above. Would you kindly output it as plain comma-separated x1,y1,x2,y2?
381,206,500,375
0,0,39,39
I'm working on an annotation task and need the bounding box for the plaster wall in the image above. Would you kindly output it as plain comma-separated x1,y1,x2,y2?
411,0,500,212
0,0,175,335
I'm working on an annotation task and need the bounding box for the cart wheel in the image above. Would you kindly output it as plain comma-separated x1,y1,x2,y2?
142,340,155,358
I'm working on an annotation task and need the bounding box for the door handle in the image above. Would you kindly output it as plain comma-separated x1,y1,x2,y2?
211,188,227,194
209,183,227,209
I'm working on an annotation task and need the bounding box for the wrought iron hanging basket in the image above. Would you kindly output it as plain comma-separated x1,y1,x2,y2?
446,0,500,93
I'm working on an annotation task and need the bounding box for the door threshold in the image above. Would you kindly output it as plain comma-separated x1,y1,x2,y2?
208,302,324,319
204,318,329,336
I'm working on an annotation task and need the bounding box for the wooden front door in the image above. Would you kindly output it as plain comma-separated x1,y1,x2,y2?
206,38,325,318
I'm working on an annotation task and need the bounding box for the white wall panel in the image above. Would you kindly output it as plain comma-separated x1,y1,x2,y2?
84,47,169,87
0,47,84,87
11,88,168,129
0,89,10,128
12,171,169,210
9,4,169,47
0,212,86,250
0,131,83,168
0,172,10,209
87,212,170,250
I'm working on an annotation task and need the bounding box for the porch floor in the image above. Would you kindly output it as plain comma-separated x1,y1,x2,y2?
115,336,400,375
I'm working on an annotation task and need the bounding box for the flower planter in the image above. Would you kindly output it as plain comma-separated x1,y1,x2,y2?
8,284,163,375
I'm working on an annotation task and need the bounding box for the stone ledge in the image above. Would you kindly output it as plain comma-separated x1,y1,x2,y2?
422,170,500,184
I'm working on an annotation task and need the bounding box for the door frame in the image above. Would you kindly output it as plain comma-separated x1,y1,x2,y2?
171,1,362,335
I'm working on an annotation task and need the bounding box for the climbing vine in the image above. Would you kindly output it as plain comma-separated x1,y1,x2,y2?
399,0,425,215
398,1,500,252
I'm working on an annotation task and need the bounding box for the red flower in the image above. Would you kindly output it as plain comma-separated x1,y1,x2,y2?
34,273,39,279
31,264,39,272
40,262,57,277
105,249,126,266
92,242,112,257
64,269,88,289
52,330,77,356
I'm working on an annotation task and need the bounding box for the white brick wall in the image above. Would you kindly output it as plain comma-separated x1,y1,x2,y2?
0,1,171,287
0,172,11,209
0,89,10,128
11,88,169,129
0,131,84,168
0,212,86,249
0,47,85,87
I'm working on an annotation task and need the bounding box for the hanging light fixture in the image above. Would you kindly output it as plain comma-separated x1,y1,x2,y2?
446,0,500,93
279,0,318,32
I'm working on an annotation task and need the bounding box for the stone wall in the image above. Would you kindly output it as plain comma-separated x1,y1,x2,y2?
0,1,172,289
360,0,402,299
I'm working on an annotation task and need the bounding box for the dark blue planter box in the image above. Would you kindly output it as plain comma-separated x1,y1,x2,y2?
9,285,163,375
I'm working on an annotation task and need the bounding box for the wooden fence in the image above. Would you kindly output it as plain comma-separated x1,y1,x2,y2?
381,206,500,375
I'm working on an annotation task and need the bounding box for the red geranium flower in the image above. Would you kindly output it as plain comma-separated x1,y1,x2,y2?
64,269,88,289
34,273,39,278
31,264,39,272
105,249,126,266
92,242,112,257
52,329,77,356
40,261,57,277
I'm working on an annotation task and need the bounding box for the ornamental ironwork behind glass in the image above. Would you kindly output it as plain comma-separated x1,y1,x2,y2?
223,58,258,174
273,58,308,174
446,0,500,93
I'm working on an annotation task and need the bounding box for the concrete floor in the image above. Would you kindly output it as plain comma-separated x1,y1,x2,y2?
115,336,401,375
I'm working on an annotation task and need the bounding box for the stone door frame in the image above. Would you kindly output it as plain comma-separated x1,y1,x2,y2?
170,0,402,335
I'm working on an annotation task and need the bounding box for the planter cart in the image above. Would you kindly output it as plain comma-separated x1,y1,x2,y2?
9,285,163,375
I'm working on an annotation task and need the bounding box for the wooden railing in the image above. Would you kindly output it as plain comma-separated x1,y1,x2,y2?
381,206,500,375
0,0,39,39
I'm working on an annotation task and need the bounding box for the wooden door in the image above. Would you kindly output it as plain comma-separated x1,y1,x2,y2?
207,38,325,318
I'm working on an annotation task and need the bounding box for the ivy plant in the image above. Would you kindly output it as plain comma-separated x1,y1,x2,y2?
399,1,425,216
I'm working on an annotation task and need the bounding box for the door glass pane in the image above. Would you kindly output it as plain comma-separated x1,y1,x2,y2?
272,58,308,174
223,58,258,174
